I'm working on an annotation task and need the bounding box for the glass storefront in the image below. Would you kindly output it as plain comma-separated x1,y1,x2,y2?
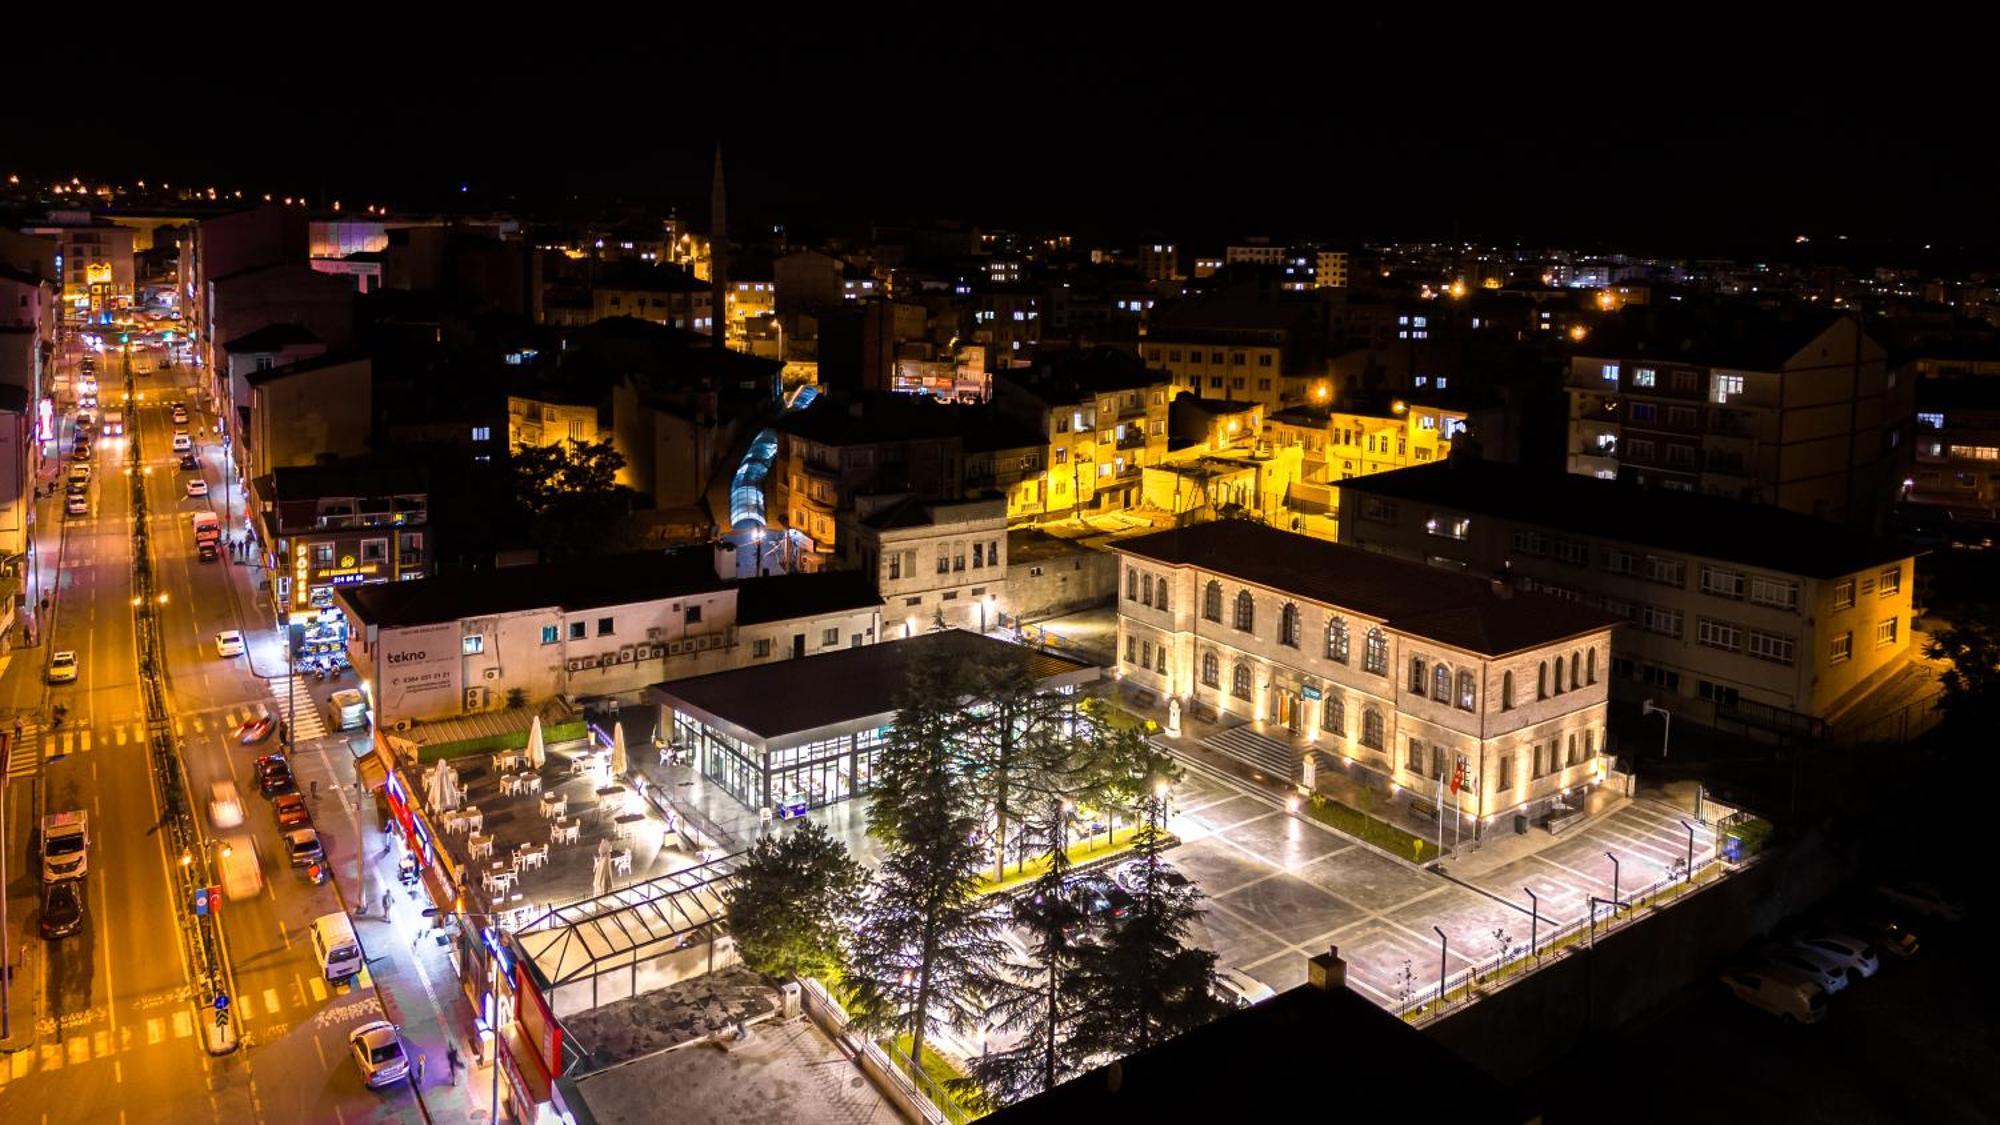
685,719,899,816
701,727,764,810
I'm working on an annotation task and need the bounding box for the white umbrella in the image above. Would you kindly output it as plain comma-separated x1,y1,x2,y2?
610,721,628,779
525,716,546,770
591,851,613,897
424,764,444,810
441,763,462,811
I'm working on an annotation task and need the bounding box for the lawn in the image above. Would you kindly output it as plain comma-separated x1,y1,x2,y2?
1302,793,1439,864
888,1032,987,1123
974,830,1145,896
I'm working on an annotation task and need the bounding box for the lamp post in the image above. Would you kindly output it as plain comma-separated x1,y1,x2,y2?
1678,819,1696,883
1604,851,1620,911
1432,925,1448,1009
1640,698,1671,760
1523,886,1539,958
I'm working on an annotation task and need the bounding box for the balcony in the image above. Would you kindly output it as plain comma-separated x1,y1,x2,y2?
1116,429,1146,450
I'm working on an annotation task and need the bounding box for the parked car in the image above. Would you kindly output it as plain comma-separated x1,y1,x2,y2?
186,478,208,498
215,630,245,658
47,650,78,684
171,406,189,425
348,1020,411,1088
1790,933,1879,980
67,463,90,485
1760,947,1851,995
1213,967,1277,1009
272,792,313,831
1824,908,1920,960
1720,967,1826,1023
284,828,325,868
39,880,84,940
64,494,88,518
255,753,295,796
1873,881,1966,923
1109,857,1189,895
171,432,192,452
209,781,246,830
179,452,199,470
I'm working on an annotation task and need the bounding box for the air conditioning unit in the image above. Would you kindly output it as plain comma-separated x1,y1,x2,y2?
483,668,501,681
669,641,685,655
647,626,663,641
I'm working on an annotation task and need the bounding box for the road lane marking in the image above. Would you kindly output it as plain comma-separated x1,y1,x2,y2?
147,1016,164,1044
82,730,93,751
173,1010,193,1038
41,1043,61,1071
262,988,282,1016
115,726,126,746
308,976,328,1002
356,965,373,990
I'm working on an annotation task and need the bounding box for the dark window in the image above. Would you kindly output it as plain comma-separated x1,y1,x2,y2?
1233,590,1255,632
1203,581,1223,622
1232,663,1253,700
1201,651,1219,687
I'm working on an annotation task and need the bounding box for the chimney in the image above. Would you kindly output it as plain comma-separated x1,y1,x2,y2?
1307,945,1348,992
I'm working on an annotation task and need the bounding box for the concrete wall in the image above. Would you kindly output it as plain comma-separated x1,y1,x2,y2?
1005,537,1116,620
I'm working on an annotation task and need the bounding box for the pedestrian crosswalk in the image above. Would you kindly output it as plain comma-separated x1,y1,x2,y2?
5,720,42,779
272,676,329,740
8,698,337,775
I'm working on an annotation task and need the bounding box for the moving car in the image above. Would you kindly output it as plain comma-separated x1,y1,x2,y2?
171,406,189,425
284,827,325,868
41,811,88,882
1720,967,1826,1023
171,432,192,452
215,630,245,658
272,792,312,831
47,650,78,683
179,452,199,470
186,478,209,498
348,1020,410,1088
255,753,294,796
102,409,124,436
217,835,263,901
65,494,88,517
1873,881,1966,923
1213,967,1277,1009
1791,933,1879,980
39,880,84,940
209,780,246,830
238,716,275,745
1760,947,1851,995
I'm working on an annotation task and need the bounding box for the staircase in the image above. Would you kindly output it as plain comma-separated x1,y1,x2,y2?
1198,723,1302,785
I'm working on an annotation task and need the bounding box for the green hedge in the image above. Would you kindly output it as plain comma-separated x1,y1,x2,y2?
415,719,589,764
1303,793,1440,864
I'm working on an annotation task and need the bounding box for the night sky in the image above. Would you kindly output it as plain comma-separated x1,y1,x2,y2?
5,12,1989,254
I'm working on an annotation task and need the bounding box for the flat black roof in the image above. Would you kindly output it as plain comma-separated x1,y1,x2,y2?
342,550,727,628
649,631,1098,743
1115,521,1619,657
1338,459,1912,579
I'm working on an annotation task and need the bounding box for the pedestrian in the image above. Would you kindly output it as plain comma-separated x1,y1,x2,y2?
414,1052,426,1087
447,1043,463,1085
381,889,392,916
309,779,319,800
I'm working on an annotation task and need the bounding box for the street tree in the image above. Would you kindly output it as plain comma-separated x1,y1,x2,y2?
723,821,867,983
509,438,636,560
973,796,1092,1103
1068,777,1225,1058
1926,616,2000,735
961,651,1077,882
851,661,1008,1074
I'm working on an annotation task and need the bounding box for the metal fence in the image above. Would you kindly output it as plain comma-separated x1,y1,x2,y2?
1830,689,1943,747
1400,851,1738,1026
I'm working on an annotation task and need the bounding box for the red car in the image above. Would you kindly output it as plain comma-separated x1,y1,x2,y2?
272,792,312,831
237,716,274,745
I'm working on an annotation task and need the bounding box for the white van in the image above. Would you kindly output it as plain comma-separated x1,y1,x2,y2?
217,835,263,901
329,689,369,732
1720,967,1827,1023
42,811,88,882
312,911,364,981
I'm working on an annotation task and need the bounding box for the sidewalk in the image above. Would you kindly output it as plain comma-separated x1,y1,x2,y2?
311,745,489,1122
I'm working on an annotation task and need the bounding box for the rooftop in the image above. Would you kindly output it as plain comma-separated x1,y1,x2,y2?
1338,458,1912,579
222,322,322,353
596,262,708,294
731,570,881,626
1114,521,1620,656
269,460,428,501
342,550,727,629
998,346,1168,404
1577,306,1852,372
243,349,368,387
650,631,1099,743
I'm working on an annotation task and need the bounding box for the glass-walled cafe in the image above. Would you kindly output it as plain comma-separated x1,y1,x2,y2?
649,631,1099,818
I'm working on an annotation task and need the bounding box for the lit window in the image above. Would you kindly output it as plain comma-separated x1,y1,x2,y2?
1711,374,1745,403
1601,363,1620,382
1633,367,1656,387
462,634,484,655
471,425,492,442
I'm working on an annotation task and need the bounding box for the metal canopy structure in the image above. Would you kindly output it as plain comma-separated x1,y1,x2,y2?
513,853,742,991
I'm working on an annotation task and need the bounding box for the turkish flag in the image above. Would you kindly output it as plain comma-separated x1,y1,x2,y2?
1450,760,1464,795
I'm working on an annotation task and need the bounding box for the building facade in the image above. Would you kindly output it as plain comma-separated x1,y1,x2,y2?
1112,521,1618,826
838,495,1009,635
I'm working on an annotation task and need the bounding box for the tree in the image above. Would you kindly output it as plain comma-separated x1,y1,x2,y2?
509,438,635,561
851,661,1008,1074
723,821,867,983
961,651,1076,881
973,797,1092,1104
1927,617,2000,735
1068,779,1225,1058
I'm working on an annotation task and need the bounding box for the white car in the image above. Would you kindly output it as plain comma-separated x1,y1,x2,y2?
1213,967,1277,1010
348,1020,411,1088
1792,934,1879,980
209,781,245,830
186,478,209,498
1761,948,1850,995
47,651,78,684
172,432,192,453
215,630,245,658
1874,881,1966,923
1720,968,1826,1024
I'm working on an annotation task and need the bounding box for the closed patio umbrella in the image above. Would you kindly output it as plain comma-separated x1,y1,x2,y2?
525,716,546,770
611,721,628,779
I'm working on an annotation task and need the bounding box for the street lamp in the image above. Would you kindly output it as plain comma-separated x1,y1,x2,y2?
1604,851,1620,910
1678,819,1696,883
1523,886,1539,958
1432,926,1448,1009
1641,698,1671,760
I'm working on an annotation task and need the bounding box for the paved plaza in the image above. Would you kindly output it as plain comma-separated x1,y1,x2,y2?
1164,771,1720,1009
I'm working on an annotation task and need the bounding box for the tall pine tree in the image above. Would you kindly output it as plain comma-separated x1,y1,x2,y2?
973,795,1092,1103
723,821,866,983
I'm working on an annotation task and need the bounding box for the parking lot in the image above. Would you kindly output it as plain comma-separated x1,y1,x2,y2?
1164,772,1721,1009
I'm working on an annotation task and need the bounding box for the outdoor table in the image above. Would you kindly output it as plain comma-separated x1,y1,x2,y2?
443,811,468,835
612,849,633,877
516,843,549,872
521,774,543,795
468,834,494,861
613,812,645,840
493,749,522,773
540,793,567,819
551,818,580,846
462,807,483,834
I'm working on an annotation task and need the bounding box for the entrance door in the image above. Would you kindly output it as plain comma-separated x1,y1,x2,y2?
791,633,806,659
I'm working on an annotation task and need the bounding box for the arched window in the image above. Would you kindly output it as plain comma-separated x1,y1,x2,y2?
1201,651,1219,687
1141,573,1153,607
1364,629,1388,675
1570,651,1581,691
1410,655,1428,694
1234,590,1255,632
1231,663,1253,700
1279,603,1301,647
1457,670,1476,711
1127,569,1139,601
1360,708,1384,749
1586,647,1597,685
1321,695,1345,735
1156,575,1169,613
1204,581,1223,623
1326,617,1350,664
1538,661,1548,700
1501,670,1515,710
1433,664,1452,702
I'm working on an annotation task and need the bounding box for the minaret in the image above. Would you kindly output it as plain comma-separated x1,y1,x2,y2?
710,145,728,349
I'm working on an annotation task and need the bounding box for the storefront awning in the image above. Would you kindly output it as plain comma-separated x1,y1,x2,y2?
356,745,391,792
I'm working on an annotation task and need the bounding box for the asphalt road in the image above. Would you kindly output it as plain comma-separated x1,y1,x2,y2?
2,342,422,1122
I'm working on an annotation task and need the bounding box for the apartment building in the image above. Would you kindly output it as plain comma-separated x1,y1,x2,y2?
1142,288,1328,411
771,393,970,559
1266,398,1468,536
1314,249,1350,290
1909,379,2000,516
992,350,1174,519
1567,311,1911,531
1338,457,1916,733
1113,521,1618,826
837,495,1008,635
